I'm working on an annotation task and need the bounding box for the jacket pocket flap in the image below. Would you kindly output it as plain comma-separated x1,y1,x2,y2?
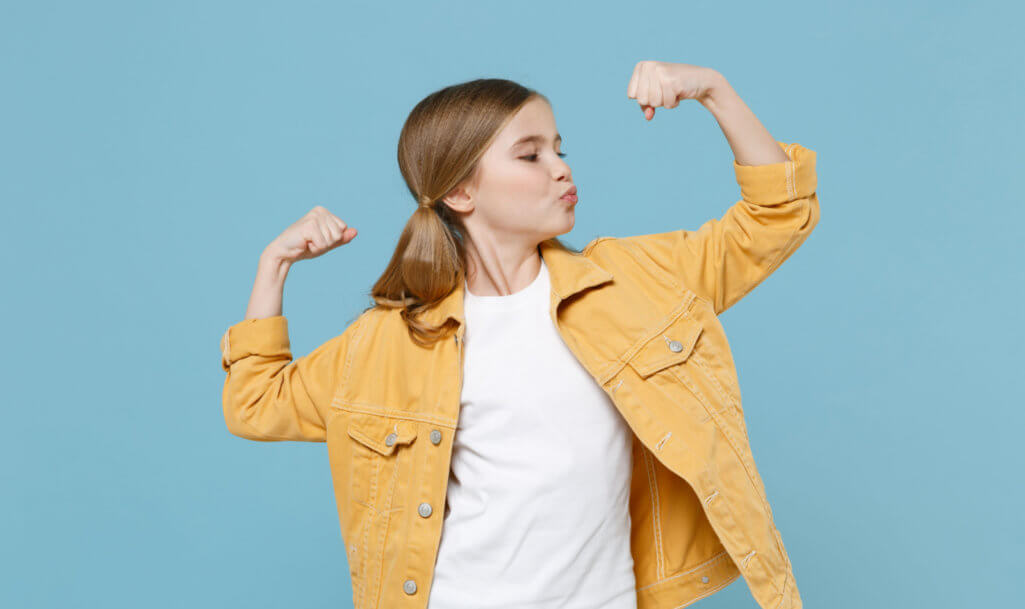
628,316,703,379
347,413,418,457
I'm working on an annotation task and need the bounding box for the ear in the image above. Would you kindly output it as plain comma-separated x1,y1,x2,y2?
440,185,475,214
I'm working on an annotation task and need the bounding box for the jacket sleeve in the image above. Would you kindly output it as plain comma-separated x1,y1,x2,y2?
220,315,361,442
618,141,819,315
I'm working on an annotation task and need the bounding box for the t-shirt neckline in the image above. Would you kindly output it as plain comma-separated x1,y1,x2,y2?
463,257,548,312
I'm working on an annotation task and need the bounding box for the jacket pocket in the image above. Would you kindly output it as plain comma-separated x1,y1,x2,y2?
347,411,419,514
627,314,703,379
344,411,419,609
348,412,419,456
627,311,742,419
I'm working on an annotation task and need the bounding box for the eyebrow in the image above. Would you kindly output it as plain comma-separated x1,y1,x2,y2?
510,133,562,148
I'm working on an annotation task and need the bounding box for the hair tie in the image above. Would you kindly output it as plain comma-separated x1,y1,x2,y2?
418,195,434,210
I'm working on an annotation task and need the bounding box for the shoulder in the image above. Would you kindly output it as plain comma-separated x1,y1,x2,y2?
581,233,695,300
583,235,617,255
345,305,390,334
582,234,659,271
341,304,414,345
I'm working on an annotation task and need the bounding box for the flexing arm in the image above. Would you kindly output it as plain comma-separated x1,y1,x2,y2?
220,207,359,442
624,62,819,315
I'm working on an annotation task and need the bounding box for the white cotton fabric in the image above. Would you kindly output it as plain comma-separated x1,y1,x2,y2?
427,256,637,609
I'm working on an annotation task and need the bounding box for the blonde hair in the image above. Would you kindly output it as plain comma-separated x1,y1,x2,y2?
366,78,579,347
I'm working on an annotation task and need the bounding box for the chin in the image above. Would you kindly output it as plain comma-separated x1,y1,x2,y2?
554,215,575,236
538,211,575,242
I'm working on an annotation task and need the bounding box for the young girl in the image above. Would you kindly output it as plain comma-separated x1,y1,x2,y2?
221,63,817,609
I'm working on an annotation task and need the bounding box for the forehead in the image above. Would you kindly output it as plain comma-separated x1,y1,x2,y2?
497,98,560,147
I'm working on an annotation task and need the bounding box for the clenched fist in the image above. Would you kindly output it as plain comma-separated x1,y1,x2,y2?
627,60,724,120
267,205,358,264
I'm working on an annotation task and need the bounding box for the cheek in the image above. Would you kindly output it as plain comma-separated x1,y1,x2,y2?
520,168,553,200
484,177,544,210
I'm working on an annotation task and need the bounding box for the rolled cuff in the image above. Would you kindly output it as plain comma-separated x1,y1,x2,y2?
733,141,817,206
220,315,291,371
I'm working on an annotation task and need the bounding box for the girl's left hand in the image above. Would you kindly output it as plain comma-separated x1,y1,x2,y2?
627,61,724,120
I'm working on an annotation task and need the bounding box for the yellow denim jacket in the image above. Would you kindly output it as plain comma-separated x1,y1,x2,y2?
220,141,819,609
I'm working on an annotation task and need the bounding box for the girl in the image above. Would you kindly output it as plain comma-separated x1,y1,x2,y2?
221,62,816,609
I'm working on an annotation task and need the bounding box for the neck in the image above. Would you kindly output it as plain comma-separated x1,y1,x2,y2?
463,236,543,297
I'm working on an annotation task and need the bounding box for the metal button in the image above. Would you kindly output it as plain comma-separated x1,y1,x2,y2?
430,429,442,444
418,502,433,518
403,579,417,594
701,576,709,584
668,340,683,353
385,432,397,447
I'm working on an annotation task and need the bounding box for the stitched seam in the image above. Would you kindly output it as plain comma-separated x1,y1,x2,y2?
767,523,789,584
403,424,422,580
348,542,359,609
787,143,798,199
654,431,672,451
330,311,371,443
670,571,743,609
707,482,783,596
670,362,755,486
357,458,378,609
552,313,607,387
643,449,665,579
341,312,370,387
620,296,696,376
667,364,781,549
693,354,735,410
724,143,807,313
331,401,458,429
348,426,409,456
613,236,684,294
691,352,741,413
618,377,671,439
776,569,790,609
639,350,690,377
606,234,719,315
635,550,732,591
370,452,401,608
761,143,806,281
352,500,403,518
596,358,627,385
583,235,616,255
691,291,716,313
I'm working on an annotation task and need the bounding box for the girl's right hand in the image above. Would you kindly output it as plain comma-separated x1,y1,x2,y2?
266,206,358,264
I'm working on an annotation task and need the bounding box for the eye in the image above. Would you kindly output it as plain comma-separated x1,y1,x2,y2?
520,152,568,162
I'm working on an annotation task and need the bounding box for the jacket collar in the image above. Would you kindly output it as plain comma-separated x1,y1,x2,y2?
420,238,614,328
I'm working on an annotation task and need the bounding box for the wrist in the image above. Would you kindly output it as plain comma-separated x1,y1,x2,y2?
259,247,292,275
699,71,736,114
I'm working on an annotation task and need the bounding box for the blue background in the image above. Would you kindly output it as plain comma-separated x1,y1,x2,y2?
3,1,1020,607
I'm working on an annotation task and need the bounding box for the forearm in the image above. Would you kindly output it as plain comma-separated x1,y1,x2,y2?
700,74,790,167
244,248,292,320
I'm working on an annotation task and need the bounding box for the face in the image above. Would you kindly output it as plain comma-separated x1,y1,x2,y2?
444,97,576,248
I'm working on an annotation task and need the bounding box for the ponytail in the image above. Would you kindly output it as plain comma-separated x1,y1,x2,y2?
368,195,466,347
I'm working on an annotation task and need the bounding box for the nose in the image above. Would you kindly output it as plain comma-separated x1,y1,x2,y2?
553,159,571,181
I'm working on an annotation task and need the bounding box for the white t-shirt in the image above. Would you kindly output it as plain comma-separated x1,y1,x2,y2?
427,256,637,609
